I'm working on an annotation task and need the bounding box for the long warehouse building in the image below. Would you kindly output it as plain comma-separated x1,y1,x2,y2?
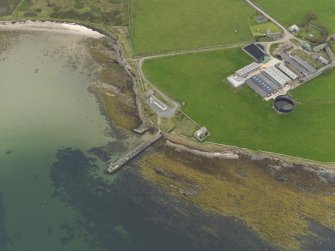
276,63,298,80
236,62,261,78
246,73,280,98
263,67,290,86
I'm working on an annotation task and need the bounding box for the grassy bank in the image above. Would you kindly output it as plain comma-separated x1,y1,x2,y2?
143,48,335,162
130,0,256,55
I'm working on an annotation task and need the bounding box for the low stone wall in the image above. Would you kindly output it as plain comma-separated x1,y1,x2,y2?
303,61,335,83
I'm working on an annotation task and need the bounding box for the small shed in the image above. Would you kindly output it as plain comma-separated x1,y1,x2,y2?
194,127,210,141
255,15,267,24
288,24,300,34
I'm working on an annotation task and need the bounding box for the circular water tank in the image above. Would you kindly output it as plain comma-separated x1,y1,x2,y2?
274,95,295,113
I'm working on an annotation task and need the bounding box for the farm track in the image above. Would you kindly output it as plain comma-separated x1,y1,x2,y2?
137,42,251,108
135,0,293,108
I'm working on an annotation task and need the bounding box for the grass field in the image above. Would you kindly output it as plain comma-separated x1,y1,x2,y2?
12,0,128,26
249,22,281,37
255,0,335,33
130,0,257,55
143,48,335,162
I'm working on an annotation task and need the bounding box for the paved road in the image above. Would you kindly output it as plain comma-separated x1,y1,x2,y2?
245,0,297,56
245,0,292,39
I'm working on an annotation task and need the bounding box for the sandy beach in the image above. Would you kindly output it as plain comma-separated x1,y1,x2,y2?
0,20,105,38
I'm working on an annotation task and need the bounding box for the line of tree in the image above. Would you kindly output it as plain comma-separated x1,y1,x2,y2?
300,12,329,44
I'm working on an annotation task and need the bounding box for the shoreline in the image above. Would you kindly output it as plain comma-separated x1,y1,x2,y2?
1,19,334,173
0,20,105,38
163,133,335,184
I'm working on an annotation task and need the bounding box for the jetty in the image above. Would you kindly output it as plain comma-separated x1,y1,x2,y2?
107,132,162,174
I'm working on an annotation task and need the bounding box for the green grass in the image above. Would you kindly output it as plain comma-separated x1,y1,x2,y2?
292,70,335,101
298,24,323,41
12,0,128,26
130,0,257,55
255,0,335,33
249,22,281,37
143,48,335,162
291,49,323,69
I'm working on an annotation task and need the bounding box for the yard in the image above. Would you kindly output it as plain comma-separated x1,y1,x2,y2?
143,48,335,162
130,0,257,55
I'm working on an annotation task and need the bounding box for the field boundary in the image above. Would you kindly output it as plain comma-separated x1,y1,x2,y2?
134,41,253,59
204,140,335,166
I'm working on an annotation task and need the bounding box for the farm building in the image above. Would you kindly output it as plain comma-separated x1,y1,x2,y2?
246,73,280,98
313,55,329,65
194,127,210,141
263,67,291,86
149,95,167,111
313,43,328,52
227,62,261,87
276,63,298,80
236,62,261,78
325,46,335,62
278,52,316,77
243,43,269,63
292,55,317,74
255,15,267,23
288,24,300,34
266,28,282,41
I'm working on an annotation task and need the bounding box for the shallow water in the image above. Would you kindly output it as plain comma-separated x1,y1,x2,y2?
0,30,276,251
0,30,289,251
0,31,124,251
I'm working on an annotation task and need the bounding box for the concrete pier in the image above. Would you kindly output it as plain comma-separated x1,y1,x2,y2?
107,132,162,174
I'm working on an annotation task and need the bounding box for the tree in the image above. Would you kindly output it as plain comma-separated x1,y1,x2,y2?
305,12,317,23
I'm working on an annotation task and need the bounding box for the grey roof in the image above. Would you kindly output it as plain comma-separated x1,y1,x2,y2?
246,73,280,97
313,43,327,52
243,43,267,62
279,52,310,77
276,63,298,80
270,66,292,82
292,55,317,74
263,67,289,86
236,62,261,77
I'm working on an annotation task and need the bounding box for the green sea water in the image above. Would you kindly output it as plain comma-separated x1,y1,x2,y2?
0,31,122,251
0,30,283,251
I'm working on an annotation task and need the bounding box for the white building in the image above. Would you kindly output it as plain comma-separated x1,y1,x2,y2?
227,62,261,88
288,24,300,34
236,62,261,78
149,95,168,111
194,127,210,141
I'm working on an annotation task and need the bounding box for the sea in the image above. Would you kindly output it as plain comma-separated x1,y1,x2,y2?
0,29,306,251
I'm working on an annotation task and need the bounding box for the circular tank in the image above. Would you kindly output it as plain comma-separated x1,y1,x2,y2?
274,95,295,113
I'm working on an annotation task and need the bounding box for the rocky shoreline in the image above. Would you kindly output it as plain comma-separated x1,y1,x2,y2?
164,133,335,185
